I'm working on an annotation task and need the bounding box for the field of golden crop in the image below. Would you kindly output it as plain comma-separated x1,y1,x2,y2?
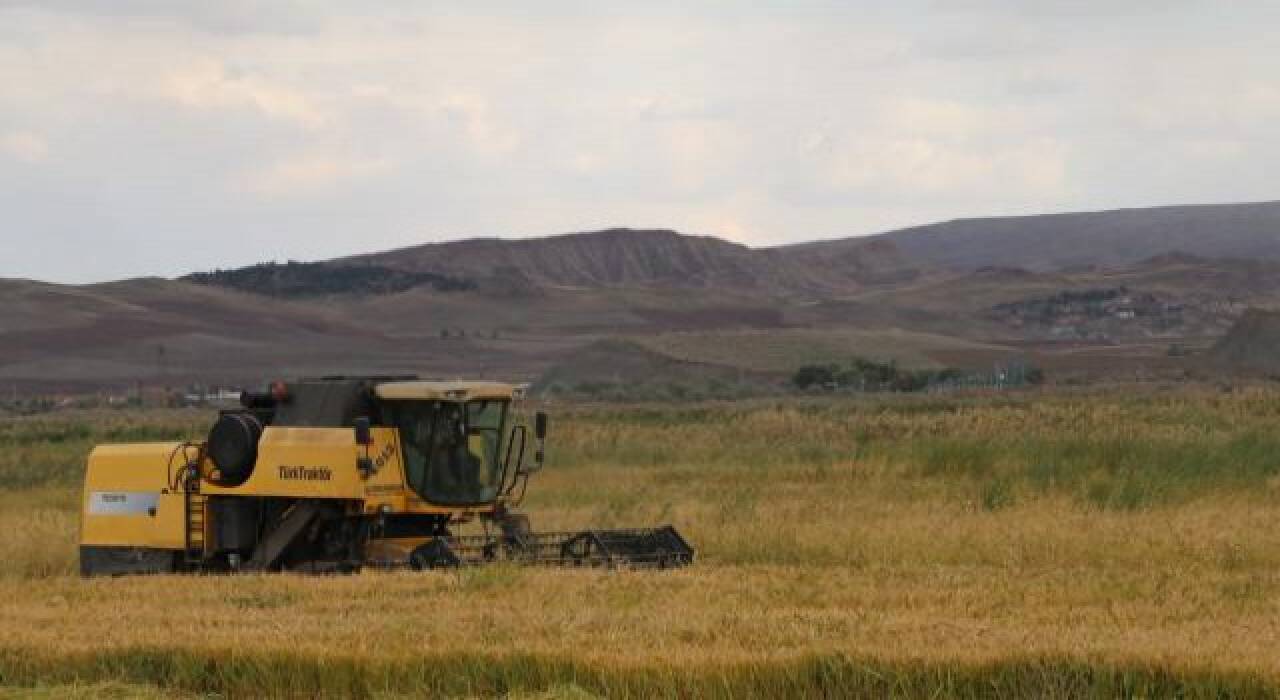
3,387,1280,697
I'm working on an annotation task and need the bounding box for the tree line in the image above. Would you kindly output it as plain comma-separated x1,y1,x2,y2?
184,261,476,298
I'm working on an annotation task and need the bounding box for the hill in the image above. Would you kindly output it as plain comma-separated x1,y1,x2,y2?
345,227,908,295
799,200,1280,272
187,202,1280,298
0,278,525,392
13,200,1280,393
1206,308,1280,374
352,228,760,288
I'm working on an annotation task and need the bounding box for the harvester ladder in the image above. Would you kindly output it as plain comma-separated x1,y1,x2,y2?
184,489,207,567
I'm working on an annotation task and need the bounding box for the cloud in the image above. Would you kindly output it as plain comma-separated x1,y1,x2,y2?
0,0,327,35
0,131,48,162
239,153,391,197
161,60,326,128
438,94,521,157
821,136,1068,200
1,1,1279,282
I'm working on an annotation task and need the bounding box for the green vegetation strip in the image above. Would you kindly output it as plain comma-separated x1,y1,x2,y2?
0,648,1274,699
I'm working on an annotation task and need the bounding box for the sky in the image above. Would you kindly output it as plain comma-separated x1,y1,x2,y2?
1,1,1278,283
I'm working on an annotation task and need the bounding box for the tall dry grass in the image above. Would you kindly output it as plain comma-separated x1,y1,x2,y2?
2,388,1280,696
0,561,1277,697
0,489,78,579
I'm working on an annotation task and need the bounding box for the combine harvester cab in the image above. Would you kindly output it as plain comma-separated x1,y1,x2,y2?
80,376,693,575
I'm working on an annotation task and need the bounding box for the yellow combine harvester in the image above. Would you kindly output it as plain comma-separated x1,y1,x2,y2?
80,376,693,575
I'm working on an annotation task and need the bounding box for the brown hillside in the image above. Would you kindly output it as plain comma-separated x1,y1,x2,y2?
347,228,904,294
1206,308,1280,374
0,278,507,392
209,201,1280,297
352,228,768,289
798,200,1280,272
534,338,767,398
17,200,1280,392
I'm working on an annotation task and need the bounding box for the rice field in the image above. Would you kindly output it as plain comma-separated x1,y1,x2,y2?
3,386,1280,697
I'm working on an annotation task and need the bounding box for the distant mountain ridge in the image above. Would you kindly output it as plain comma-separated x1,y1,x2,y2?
182,200,1280,298
348,228,772,289
853,200,1280,271
344,227,907,294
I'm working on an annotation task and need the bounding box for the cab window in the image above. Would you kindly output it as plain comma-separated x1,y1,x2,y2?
386,400,507,505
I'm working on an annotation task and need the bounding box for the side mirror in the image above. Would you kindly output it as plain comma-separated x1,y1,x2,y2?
354,416,372,446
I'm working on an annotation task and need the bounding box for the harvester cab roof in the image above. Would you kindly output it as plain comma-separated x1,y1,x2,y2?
241,376,524,426
79,374,692,576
